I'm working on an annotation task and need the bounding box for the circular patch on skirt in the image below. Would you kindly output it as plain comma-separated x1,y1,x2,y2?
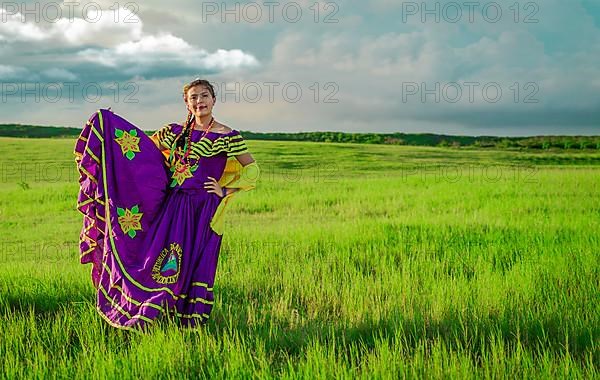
152,242,182,284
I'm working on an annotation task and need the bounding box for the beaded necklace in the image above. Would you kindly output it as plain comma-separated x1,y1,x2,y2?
180,117,215,164
168,116,214,188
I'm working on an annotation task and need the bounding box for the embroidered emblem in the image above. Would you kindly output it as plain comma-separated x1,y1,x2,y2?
152,242,182,284
170,161,198,187
116,205,143,238
115,128,141,160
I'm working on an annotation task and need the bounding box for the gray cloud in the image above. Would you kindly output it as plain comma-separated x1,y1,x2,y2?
0,0,599,136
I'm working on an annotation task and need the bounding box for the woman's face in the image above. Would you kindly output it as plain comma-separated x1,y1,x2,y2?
185,85,215,118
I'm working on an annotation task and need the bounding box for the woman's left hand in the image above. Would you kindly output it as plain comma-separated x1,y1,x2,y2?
204,176,225,197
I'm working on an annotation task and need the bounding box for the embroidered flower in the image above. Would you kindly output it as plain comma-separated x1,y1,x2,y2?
117,205,143,238
170,161,197,187
115,128,141,160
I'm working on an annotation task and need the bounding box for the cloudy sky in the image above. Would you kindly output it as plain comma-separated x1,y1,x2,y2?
1,0,599,136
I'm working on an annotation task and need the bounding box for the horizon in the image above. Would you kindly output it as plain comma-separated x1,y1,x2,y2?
1,121,599,139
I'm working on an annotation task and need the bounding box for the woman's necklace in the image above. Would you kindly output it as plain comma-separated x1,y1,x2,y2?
180,117,214,164
169,117,215,188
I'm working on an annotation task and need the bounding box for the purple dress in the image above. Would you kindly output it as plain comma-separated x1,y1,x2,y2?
74,109,250,331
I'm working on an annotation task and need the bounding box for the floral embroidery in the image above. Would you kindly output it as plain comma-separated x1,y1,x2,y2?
117,205,143,238
152,242,182,284
170,161,197,187
115,128,141,160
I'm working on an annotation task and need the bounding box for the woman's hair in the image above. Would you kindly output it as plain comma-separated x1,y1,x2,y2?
174,78,217,153
183,78,216,102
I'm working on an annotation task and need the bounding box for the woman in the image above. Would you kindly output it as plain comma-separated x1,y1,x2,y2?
74,79,259,331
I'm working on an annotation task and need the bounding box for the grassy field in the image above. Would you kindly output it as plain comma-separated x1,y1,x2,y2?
0,136,598,378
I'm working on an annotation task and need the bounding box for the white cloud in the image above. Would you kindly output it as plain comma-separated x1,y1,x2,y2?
115,34,191,56
53,7,143,46
76,34,259,74
0,5,259,80
0,9,48,42
1,0,598,135
200,49,260,70
0,7,142,46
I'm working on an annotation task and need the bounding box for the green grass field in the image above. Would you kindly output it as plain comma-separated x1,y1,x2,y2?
0,136,598,378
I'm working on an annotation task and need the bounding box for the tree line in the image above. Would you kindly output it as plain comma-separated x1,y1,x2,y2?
1,124,599,150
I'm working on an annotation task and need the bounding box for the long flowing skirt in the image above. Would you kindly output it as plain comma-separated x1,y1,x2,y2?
74,109,225,330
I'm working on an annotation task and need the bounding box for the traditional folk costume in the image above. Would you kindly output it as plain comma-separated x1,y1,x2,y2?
74,109,259,330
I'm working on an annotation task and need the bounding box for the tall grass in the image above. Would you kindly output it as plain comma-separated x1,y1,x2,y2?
0,137,598,378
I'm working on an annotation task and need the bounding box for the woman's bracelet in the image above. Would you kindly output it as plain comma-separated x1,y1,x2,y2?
222,187,227,197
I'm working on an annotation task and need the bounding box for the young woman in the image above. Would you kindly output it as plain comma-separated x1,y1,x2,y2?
74,79,259,331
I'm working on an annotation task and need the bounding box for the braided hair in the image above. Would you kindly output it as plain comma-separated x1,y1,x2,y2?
173,78,217,152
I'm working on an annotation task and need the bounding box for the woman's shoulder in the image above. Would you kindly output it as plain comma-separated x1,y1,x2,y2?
153,123,183,135
168,123,184,134
213,122,237,136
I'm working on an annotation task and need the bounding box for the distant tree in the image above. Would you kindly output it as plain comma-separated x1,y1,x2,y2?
563,139,574,149
384,137,405,145
578,139,591,150
497,138,517,149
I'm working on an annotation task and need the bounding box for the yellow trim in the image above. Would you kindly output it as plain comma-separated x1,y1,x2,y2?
79,166,97,184
110,284,164,312
80,190,106,206
91,123,104,142
101,261,166,312
190,282,214,291
95,306,141,333
82,216,95,233
100,259,214,311
98,283,154,323
187,297,214,305
174,312,210,320
98,110,182,297
79,245,95,258
78,198,94,208
96,210,105,223
85,146,101,164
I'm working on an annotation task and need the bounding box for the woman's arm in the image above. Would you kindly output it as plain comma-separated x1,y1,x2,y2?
223,153,254,196
234,152,255,166
222,153,256,196
205,153,257,197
